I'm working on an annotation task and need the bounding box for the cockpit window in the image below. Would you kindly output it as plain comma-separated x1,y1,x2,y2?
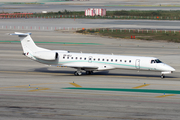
151,59,162,64
151,60,154,63
155,59,162,63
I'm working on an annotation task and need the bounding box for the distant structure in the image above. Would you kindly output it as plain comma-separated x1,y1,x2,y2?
85,8,106,16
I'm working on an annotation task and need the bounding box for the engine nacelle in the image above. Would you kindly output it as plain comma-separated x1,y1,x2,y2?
34,51,58,61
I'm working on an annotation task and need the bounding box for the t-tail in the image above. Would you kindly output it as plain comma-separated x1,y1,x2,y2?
10,32,68,63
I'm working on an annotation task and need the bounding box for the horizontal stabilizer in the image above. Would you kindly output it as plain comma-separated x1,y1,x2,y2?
10,32,32,36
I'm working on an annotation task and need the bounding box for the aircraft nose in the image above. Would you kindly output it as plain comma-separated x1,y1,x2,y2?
170,67,175,72
167,65,175,72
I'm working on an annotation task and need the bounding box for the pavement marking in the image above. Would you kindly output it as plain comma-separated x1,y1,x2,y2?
133,84,150,89
0,83,55,91
155,94,175,98
28,87,50,92
14,85,50,92
63,87,180,94
70,83,82,87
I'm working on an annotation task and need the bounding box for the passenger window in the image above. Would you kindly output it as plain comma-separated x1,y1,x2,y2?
107,59,109,61
111,59,113,62
80,57,82,60
89,58,91,60
102,59,104,61
76,57,78,59
98,58,100,61
129,60,131,63
84,58,86,60
63,57,65,59
125,60,126,62
67,57,69,59
93,58,96,61
115,59,117,62
120,60,122,62
71,57,73,59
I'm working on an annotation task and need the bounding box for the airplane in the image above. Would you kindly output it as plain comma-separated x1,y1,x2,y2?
10,32,175,78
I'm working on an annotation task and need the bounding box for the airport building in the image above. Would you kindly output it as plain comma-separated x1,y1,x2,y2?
85,8,106,16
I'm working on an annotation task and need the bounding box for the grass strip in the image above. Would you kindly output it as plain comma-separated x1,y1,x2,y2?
63,87,180,94
29,10,180,20
77,29,180,43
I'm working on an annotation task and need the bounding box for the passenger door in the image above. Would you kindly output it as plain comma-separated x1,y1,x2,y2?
135,59,140,69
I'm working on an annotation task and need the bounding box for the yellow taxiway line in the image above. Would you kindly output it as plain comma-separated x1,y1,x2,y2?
155,94,175,98
133,84,150,89
69,83,82,87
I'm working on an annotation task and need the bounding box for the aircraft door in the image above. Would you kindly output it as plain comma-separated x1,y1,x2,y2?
135,59,140,69
88,56,92,63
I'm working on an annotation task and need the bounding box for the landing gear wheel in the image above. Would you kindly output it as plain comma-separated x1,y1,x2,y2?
74,71,78,76
161,75,165,79
77,72,82,76
86,71,91,75
86,71,93,75
74,71,82,76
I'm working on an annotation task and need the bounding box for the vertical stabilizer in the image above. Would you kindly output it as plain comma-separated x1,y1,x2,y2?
10,32,49,54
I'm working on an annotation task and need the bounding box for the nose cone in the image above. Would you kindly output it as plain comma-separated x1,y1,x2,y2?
165,64,175,72
158,63,175,72
169,66,175,72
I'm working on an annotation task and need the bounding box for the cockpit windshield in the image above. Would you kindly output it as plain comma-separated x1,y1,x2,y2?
151,59,162,64
155,59,162,63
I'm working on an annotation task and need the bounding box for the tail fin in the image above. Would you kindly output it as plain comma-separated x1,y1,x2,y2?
10,32,49,54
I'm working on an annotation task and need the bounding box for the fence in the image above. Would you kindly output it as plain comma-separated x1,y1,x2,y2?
85,28,180,34
0,25,80,31
1,25,180,34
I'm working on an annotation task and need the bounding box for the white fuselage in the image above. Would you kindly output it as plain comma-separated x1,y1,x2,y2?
28,51,175,74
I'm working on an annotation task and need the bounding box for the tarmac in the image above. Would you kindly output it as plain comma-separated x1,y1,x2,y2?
0,29,180,120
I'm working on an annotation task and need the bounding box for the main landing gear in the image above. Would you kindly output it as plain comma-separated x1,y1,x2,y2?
161,74,165,79
86,71,93,75
74,71,82,76
74,70,93,76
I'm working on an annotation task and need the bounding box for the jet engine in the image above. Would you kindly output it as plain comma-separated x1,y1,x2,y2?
33,51,59,60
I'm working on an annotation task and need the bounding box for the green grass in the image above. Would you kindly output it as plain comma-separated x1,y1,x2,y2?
4,10,180,20
29,10,180,20
107,10,180,18
77,29,180,43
